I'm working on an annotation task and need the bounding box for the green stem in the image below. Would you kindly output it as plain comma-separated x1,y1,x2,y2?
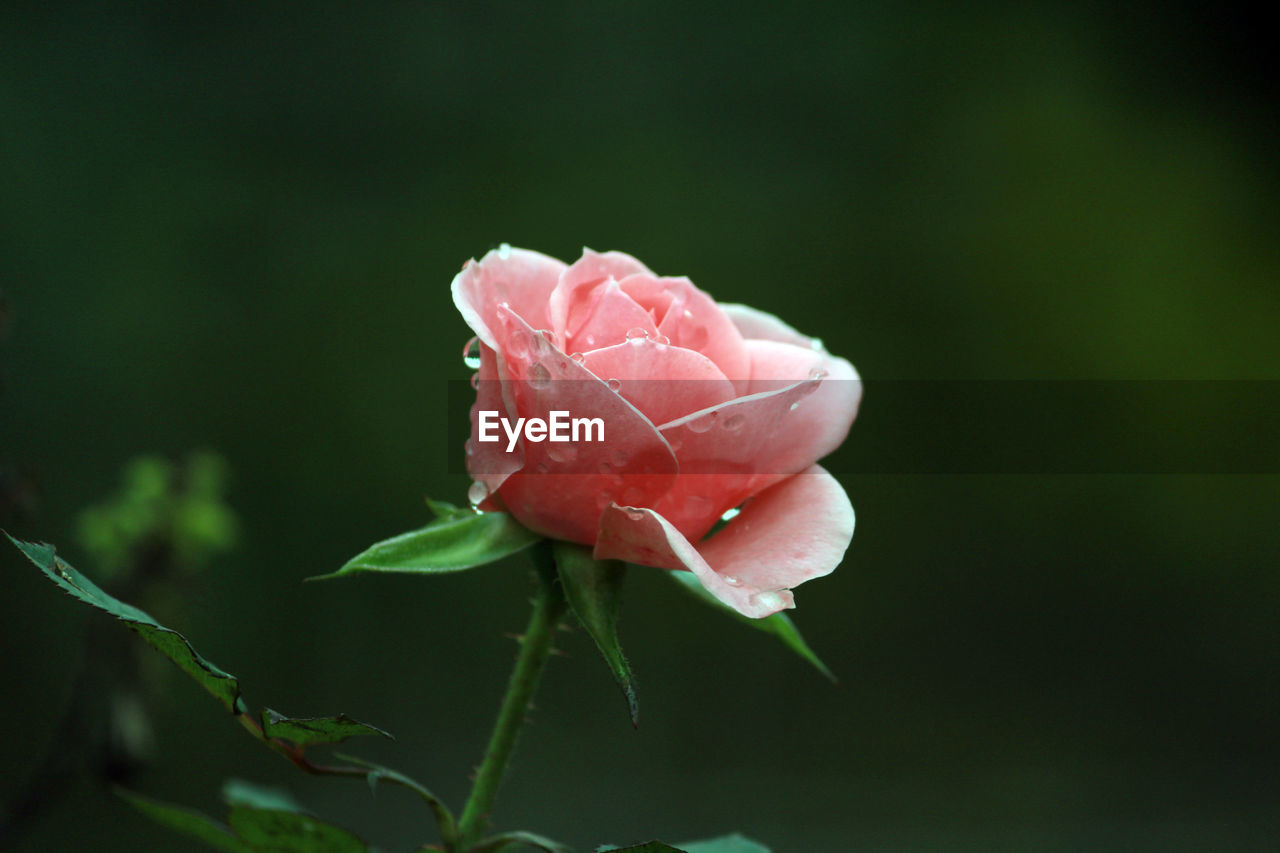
456,543,565,849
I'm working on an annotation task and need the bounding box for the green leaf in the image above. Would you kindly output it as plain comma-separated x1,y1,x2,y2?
118,789,250,853
667,570,836,683
553,541,639,727
219,780,371,852
679,835,771,853
597,837,769,853
472,829,573,853
227,805,369,853
334,752,457,847
425,497,470,519
260,708,393,748
313,511,542,579
8,534,244,712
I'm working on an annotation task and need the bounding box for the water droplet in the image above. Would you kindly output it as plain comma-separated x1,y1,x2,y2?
808,367,828,382
498,242,512,259
469,372,479,390
666,433,684,452
651,333,670,346
570,351,586,364
754,590,785,611
548,442,577,463
626,327,649,342
467,481,489,507
531,329,554,357
789,400,801,412
623,508,645,521
610,449,628,467
809,337,825,352
585,334,597,347
527,362,552,389
462,336,482,369
720,507,741,523
723,574,743,587
686,412,716,433
723,412,746,431
607,377,622,392
597,460,612,474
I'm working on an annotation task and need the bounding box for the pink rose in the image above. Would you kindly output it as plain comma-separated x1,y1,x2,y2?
453,246,860,618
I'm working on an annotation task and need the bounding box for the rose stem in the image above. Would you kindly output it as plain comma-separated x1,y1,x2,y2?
455,540,566,849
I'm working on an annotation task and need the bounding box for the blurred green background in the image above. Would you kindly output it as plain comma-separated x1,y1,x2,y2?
2,3,1278,851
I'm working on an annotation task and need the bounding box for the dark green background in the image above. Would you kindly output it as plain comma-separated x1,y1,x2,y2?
2,3,1278,851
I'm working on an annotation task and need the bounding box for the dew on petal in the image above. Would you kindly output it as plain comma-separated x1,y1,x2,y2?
623,508,646,521
531,329,555,357
527,362,552,389
808,367,828,382
809,337,825,352
606,377,622,392
686,412,716,434
626,327,649,342
651,333,670,346
754,590,785,611
610,449,628,468
467,481,489,507
720,506,742,523
723,412,746,431
789,400,801,412
469,372,480,390
462,336,482,369
597,460,612,474
723,574,743,587
498,242,512,259
570,351,586,364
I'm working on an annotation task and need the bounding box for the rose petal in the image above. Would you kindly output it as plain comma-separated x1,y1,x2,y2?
580,338,737,427
467,343,524,504
660,350,860,481
743,338,826,394
451,246,567,353
549,248,653,340
631,276,750,389
594,465,853,618
564,279,658,354
720,302,823,349
487,304,679,544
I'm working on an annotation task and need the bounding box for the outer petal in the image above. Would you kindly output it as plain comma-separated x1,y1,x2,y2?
486,304,679,544
452,246,567,351
594,465,854,618
580,337,737,427
720,302,822,349
466,343,523,503
549,248,653,340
